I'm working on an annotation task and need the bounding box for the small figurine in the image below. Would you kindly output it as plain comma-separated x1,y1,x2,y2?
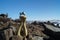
18,12,28,40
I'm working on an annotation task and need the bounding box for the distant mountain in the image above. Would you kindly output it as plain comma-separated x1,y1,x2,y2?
49,20,60,24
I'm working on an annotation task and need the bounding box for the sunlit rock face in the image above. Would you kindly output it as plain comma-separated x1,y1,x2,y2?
43,23,60,40
32,36,44,40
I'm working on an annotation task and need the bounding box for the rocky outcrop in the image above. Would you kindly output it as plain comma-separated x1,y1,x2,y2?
0,14,60,40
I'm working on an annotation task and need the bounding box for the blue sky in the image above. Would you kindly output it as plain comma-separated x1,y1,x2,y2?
0,0,60,21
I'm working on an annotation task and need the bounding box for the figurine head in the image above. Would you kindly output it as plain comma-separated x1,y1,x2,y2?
20,12,26,21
